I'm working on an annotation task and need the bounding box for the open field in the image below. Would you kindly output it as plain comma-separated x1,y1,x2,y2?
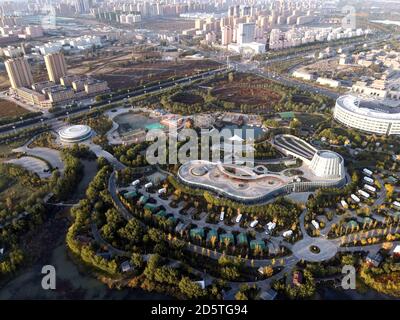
208,73,282,107
137,17,195,32
296,113,327,128
0,99,30,118
93,59,221,90
0,73,10,90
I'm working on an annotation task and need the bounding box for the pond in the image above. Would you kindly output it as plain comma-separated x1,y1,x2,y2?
114,112,164,134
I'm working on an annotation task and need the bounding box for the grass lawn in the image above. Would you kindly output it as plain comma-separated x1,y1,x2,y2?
296,113,327,128
0,137,30,158
0,99,30,118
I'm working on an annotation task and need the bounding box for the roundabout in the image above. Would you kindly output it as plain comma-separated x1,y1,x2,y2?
292,237,338,262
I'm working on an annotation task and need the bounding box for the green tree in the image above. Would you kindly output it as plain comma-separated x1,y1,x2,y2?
178,277,205,299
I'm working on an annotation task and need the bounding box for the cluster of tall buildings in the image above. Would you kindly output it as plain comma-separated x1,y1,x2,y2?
92,0,211,20
5,53,109,108
119,13,141,24
0,15,43,44
183,0,336,54
183,6,267,54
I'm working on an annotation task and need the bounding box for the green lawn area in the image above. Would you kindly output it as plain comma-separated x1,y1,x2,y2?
0,137,29,157
296,113,327,128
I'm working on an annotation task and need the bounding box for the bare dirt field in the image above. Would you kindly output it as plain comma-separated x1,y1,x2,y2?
208,74,282,107
0,72,10,91
137,17,195,32
92,59,221,90
0,99,30,118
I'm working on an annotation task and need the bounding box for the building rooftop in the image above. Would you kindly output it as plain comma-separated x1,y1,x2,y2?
337,95,400,120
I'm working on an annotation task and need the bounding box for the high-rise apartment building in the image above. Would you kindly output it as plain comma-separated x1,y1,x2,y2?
237,23,255,45
5,57,33,89
222,26,233,46
44,52,67,83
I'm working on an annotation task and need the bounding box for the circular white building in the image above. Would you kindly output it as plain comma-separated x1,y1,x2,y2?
310,150,344,179
333,95,400,135
59,125,92,143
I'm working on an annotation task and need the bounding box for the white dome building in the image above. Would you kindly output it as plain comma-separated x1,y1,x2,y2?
310,150,344,179
59,125,92,143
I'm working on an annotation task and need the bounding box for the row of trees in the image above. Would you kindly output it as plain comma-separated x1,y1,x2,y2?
52,151,84,201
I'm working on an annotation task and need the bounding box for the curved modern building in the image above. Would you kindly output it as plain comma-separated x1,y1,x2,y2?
310,150,344,179
333,95,400,135
178,135,347,203
59,125,92,143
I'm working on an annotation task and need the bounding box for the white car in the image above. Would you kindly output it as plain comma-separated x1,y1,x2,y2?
220,211,225,221
250,220,259,228
235,214,242,224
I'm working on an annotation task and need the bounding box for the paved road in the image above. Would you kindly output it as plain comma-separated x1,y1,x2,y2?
13,143,64,172
6,156,51,178
87,142,126,171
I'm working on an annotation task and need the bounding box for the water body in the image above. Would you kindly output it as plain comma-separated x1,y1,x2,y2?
0,160,170,300
114,113,163,134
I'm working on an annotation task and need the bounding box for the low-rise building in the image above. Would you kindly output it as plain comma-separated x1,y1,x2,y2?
293,271,303,286
84,78,109,95
120,261,133,273
293,70,315,81
365,252,383,267
316,77,340,88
